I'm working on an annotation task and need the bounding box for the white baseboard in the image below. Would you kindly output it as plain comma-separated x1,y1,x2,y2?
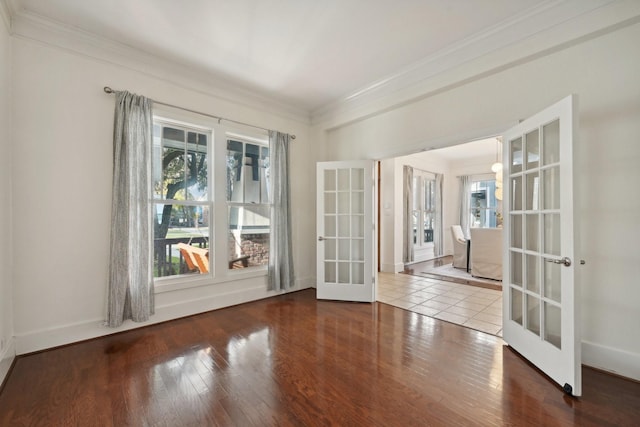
0,337,15,386
380,263,404,273
296,276,316,289
14,283,311,355
582,340,640,382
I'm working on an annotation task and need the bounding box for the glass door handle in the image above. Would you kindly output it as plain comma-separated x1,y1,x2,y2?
545,257,571,267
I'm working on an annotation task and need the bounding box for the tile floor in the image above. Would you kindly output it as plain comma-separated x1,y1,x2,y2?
377,272,503,336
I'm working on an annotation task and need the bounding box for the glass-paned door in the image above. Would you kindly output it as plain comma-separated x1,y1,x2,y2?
317,161,374,302
502,95,581,396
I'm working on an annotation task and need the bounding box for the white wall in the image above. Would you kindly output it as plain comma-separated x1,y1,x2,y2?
0,12,14,384
323,23,640,380
10,35,315,353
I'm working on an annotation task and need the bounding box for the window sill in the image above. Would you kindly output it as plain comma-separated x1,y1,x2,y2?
154,267,268,294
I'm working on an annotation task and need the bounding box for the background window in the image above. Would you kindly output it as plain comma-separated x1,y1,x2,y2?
469,179,498,228
412,174,435,248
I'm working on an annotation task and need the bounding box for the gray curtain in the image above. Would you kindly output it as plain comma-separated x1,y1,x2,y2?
107,91,154,327
268,131,295,291
459,175,471,239
403,165,414,263
433,173,444,257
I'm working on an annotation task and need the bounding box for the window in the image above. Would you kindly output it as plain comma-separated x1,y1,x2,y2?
151,115,270,282
412,172,435,248
469,179,498,228
152,120,211,278
226,137,270,269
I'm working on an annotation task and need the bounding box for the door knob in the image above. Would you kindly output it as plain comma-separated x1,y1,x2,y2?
544,257,571,267
318,236,325,241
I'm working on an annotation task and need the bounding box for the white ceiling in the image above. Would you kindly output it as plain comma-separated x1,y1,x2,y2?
10,0,550,112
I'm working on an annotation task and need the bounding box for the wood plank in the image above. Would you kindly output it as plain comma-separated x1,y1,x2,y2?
1,288,639,426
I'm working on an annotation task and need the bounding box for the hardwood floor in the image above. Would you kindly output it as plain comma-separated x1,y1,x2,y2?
1,289,639,426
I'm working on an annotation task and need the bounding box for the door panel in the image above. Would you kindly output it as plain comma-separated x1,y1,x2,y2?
317,161,375,302
502,95,581,396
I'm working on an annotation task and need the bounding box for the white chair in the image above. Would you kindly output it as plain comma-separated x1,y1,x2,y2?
451,225,468,269
469,228,503,280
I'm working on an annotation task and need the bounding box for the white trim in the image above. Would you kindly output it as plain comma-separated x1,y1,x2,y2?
9,9,310,125
313,0,640,129
0,336,15,386
582,340,640,382
14,282,310,355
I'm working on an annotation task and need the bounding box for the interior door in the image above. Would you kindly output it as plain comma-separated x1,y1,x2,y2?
502,95,581,396
317,161,375,302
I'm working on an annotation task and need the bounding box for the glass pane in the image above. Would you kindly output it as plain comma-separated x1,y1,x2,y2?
325,262,336,283
163,146,187,200
325,193,336,214
424,213,434,243
525,254,540,293
261,146,270,204
324,239,336,260
512,176,522,211
510,137,523,174
511,287,523,325
511,214,522,249
352,191,364,214
185,133,208,201
338,215,350,238
543,213,561,256
543,119,560,165
352,239,364,261
526,295,541,337
526,214,539,252
338,239,350,261
324,169,336,191
228,205,269,269
352,263,365,285
511,251,523,287
324,215,336,237
412,177,420,207
525,128,540,170
338,192,349,214
153,203,210,278
338,169,350,189
352,168,364,190
412,212,418,244
543,167,560,210
544,302,562,349
544,261,561,303
352,215,364,238
243,144,260,204
338,262,350,283
525,172,539,211
227,140,243,202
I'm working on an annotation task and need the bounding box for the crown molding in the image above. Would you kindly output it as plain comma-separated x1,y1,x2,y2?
9,7,311,126
311,0,638,129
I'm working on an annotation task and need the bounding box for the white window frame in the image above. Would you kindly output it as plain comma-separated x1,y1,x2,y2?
469,173,499,229
151,107,270,293
412,169,436,256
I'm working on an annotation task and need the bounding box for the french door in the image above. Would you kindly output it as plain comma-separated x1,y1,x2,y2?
316,161,375,302
502,95,581,396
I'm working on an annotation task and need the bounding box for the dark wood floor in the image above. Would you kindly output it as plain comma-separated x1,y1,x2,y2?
1,289,639,426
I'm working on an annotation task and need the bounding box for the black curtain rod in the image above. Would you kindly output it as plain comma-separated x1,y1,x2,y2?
103,86,296,140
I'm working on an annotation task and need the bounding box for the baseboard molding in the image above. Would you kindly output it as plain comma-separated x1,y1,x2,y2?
582,340,640,382
14,283,311,355
0,336,15,387
380,263,404,273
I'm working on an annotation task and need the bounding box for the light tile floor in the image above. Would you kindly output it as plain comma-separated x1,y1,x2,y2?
377,272,503,336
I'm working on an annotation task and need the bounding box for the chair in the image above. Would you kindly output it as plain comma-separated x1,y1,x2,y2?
469,228,503,280
177,243,210,274
451,225,468,269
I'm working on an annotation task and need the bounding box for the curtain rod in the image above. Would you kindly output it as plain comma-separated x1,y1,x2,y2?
103,86,296,140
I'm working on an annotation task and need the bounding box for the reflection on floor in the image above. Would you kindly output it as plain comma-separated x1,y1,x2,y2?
377,271,503,337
